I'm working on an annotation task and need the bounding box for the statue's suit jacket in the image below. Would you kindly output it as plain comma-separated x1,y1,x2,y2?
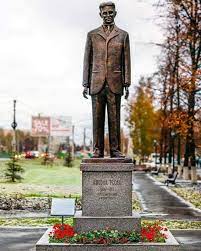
83,25,131,95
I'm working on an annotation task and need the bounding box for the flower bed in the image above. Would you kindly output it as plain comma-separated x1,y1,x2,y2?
49,221,168,244
0,193,82,211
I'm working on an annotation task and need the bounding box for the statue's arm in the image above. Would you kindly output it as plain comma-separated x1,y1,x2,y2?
123,33,131,87
83,32,92,89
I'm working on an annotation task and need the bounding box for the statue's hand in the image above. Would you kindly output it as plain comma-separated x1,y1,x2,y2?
83,87,89,99
124,86,129,100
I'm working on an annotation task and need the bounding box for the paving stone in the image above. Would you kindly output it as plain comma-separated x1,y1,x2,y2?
133,172,201,220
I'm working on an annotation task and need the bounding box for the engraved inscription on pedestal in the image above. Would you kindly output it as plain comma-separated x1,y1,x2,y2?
94,178,121,199
81,163,133,217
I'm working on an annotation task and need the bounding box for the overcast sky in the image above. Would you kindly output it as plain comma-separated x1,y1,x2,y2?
0,0,164,143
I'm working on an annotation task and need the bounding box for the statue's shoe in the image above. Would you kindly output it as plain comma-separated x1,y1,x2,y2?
110,150,125,158
92,149,104,158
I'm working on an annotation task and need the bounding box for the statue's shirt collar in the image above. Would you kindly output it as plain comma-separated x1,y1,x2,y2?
102,23,115,35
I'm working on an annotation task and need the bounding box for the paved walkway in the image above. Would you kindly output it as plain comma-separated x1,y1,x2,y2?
0,228,201,251
0,227,45,251
133,172,201,220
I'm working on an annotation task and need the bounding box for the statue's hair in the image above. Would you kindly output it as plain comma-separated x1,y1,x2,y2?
99,1,116,11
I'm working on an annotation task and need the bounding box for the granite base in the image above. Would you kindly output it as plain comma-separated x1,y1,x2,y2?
74,211,141,233
81,160,134,217
36,228,180,251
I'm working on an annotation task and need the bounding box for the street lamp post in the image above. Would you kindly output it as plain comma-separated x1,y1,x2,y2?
171,131,176,173
153,140,158,169
11,100,17,152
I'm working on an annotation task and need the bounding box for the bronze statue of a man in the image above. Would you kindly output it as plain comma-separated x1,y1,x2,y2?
83,1,131,158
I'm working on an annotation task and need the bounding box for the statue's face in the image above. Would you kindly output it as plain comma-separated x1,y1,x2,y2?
100,5,116,25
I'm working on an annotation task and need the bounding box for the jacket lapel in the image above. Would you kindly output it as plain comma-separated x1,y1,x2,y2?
97,26,107,40
97,25,120,41
107,25,119,43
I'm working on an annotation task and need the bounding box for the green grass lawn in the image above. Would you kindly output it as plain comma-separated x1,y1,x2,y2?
0,217,200,229
0,158,81,186
0,158,82,195
21,159,81,186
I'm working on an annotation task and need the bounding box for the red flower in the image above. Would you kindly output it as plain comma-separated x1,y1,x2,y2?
141,222,168,242
49,224,75,240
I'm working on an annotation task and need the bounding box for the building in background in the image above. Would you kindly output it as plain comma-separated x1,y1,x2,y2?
31,116,72,154
49,116,72,153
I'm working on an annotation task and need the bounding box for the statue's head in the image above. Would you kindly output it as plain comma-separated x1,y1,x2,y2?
99,2,117,25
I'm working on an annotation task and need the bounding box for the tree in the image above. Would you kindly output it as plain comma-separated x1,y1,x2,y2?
156,0,201,173
5,153,24,182
0,129,37,153
64,147,73,167
127,77,160,159
178,0,201,168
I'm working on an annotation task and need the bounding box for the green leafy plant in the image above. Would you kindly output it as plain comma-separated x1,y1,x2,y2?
5,152,24,182
70,229,140,245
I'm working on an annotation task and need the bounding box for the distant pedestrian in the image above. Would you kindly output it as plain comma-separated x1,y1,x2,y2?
196,157,198,167
199,158,201,168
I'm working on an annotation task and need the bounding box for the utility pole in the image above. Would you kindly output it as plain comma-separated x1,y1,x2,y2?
72,125,75,159
171,131,176,173
153,139,158,169
11,100,17,152
37,113,41,152
83,128,86,151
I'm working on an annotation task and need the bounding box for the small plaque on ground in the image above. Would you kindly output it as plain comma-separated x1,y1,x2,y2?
51,198,75,216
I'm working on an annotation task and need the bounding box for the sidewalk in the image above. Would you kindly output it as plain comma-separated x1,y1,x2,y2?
0,227,46,251
133,172,201,220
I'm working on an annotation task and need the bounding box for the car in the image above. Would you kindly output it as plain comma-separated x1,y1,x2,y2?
32,151,39,158
25,151,39,159
25,151,34,159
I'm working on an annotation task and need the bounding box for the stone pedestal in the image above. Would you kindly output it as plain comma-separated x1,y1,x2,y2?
36,158,180,250
81,159,133,216
74,158,141,233
74,211,141,233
